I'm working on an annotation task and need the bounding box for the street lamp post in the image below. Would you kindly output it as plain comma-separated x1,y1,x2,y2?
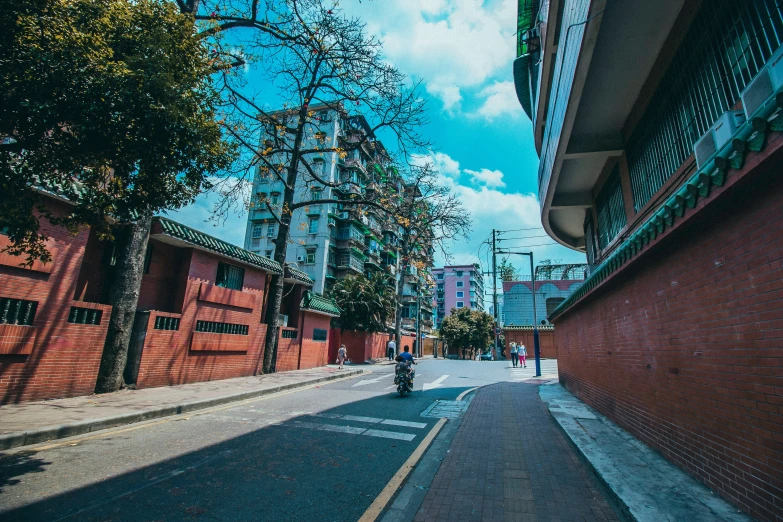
495,250,541,377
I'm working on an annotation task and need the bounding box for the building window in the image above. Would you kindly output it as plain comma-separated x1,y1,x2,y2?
456,302,464,308
437,273,443,280
216,262,245,290
584,214,598,265
437,283,443,291
281,329,298,339
256,192,267,205
0,297,38,326
455,270,463,277
195,320,249,335
456,291,464,298
306,249,316,264
271,192,281,205
456,281,464,288
311,188,322,201
265,250,273,259
470,301,476,308
154,316,180,331
143,245,154,274
546,297,566,317
313,328,328,341
267,223,277,237
252,224,263,238
68,306,102,325
308,217,319,234
596,164,626,249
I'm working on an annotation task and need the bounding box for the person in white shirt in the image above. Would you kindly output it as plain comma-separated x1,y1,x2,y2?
387,339,396,360
519,344,527,368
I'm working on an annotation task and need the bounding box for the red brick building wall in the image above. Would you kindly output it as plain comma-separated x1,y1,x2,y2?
133,248,269,388
503,329,556,359
553,145,783,521
275,329,300,372
298,313,331,369
0,202,112,404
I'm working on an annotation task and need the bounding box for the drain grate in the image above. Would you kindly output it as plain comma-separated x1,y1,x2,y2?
421,400,468,419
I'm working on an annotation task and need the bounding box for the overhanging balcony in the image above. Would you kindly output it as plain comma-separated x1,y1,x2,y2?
533,0,686,251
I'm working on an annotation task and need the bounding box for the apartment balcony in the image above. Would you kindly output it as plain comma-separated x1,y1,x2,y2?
343,158,367,175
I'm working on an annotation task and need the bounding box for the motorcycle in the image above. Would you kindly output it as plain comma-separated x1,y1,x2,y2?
394,361,414,396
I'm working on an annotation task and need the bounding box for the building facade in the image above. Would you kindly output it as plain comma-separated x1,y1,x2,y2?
515,1,783,519
0,195,338,404
502,264,587,326
432,264,484,329
243,104,434,336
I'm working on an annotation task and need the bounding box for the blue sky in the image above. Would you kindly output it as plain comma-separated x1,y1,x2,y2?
168,0,586,281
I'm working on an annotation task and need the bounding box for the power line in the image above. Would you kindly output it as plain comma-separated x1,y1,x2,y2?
496,235,552,241
496,227,543,234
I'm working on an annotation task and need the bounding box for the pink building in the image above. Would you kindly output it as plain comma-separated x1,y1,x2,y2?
432,264,484,329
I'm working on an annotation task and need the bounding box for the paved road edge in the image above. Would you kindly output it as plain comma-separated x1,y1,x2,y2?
0,369,365,451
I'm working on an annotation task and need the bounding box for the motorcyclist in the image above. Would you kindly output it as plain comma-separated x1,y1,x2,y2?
394,345,416,382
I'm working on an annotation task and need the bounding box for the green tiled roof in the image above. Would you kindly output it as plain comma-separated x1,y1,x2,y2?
300,291,341,317
285,266,314,286
155,217,282,274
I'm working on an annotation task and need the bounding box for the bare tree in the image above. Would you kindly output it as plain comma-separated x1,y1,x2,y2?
385,163,471,350
206,0,431,373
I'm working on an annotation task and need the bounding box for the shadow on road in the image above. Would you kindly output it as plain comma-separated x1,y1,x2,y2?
0,385,475,522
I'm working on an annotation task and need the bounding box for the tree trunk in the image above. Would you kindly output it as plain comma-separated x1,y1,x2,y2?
94,212,153,394
394,237,410,352
261,218,291,374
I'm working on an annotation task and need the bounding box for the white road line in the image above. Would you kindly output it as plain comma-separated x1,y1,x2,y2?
422,375,449,391
342,415,383,424
380,419,427,429
351,375,388,387
317,424,367,435
384,385,397,390
363,429,416,441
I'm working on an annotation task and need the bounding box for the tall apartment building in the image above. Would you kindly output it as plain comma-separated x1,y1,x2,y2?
432,264,484,329
514,0,783,518
243,104,434,334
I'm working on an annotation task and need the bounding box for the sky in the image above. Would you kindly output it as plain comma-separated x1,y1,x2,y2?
168,0,586,294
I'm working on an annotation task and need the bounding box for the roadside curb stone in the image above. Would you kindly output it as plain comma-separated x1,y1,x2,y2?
0,369,363,451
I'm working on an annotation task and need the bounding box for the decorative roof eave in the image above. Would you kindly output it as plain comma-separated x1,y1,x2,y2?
153,217,282,275
284,266,314,286
300,291,341,317
503,324,555,331
549,108,782,322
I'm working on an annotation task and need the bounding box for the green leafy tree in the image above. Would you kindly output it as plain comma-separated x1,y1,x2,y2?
440,307,493,353
0,0,234,392
498,258,519,282
328,272,395,333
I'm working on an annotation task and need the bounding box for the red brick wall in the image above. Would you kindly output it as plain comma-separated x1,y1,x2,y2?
275,329,300,372
0,202,111,404
553,151,783,521
138,240,183,312
298,312,330,369
134,249,268,388
503,330,556,359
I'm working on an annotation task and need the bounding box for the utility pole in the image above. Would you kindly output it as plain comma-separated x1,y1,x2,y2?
492,230,499,359
415,293,421,358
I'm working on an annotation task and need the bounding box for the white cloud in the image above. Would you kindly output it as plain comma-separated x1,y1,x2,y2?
474,81,522,120
464,168,505,188
344,0,517,110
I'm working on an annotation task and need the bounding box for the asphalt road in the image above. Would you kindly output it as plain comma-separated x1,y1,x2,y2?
0,359,521,522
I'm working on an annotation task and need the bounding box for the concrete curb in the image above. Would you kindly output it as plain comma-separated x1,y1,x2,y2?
0,369,364,451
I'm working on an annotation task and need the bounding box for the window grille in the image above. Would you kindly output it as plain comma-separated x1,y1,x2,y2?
216,262,245,290
154,316,180,331
596,165,627,249
68,306,102,325
312,328,328,341
584,214,597,265
308,218,319,234
546,297,566,317
626,0,783,212
282,329,298,339
0,298,37,326
195,321,249,335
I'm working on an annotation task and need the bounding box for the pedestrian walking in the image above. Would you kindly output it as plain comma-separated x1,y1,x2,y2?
387,338,396,360
519,343,527,368
509,342,519,368
337,344,347,369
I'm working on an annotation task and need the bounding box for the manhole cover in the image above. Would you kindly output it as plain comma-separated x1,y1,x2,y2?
421,400,468,419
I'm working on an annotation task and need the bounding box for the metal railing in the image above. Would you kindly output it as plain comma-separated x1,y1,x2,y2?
195,320,249,336
68,306,102,325
595,164,626,249
627,0,783,212
154,316,180,331
0,298,37,326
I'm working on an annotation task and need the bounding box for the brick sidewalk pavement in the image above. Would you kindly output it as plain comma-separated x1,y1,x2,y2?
414,382,621,522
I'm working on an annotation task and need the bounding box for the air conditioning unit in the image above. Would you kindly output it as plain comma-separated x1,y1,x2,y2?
693,111,746,168
328,217,336,227
278,314,288,327
741,45,783,120
712,111,746,150
296,255,305,262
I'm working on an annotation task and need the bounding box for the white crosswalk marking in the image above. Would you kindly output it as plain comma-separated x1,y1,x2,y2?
292,414,426,442
507,360,559,381
342,415,383,424
380,419,427,429
362,429,416,441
